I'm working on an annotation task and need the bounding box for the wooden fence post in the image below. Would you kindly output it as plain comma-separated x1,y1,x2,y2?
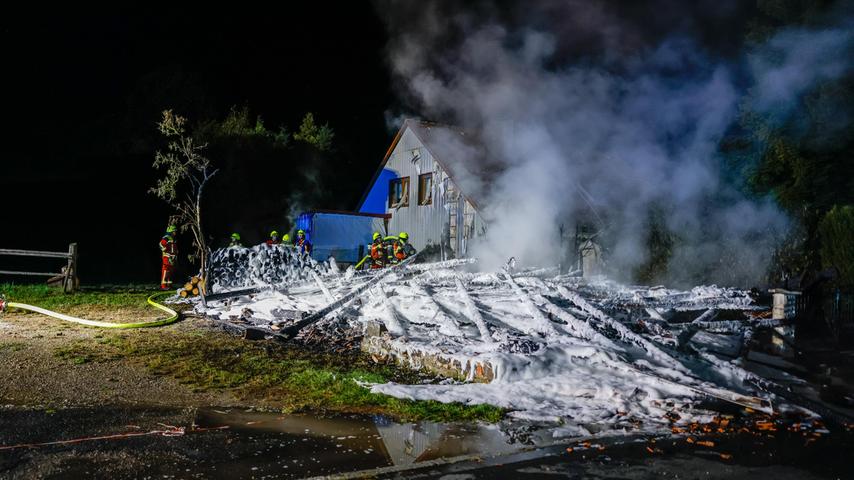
64,243,78,293
1,245,79,289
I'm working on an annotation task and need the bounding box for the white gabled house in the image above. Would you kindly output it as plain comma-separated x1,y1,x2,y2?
347,118,601,274
357,119,491,259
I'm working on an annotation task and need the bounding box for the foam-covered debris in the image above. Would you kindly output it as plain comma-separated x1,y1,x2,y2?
195,259,811,438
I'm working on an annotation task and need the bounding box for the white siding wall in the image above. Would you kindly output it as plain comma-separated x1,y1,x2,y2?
383,127,486,256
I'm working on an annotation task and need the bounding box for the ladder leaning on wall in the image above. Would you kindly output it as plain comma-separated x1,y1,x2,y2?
446,183,459,258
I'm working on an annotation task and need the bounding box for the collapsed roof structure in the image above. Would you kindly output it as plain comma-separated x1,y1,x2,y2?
196,246,846,439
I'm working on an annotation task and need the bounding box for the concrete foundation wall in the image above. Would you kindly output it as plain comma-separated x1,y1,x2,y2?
361,330,495,383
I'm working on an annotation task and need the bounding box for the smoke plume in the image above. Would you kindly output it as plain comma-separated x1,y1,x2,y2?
377,0,852,286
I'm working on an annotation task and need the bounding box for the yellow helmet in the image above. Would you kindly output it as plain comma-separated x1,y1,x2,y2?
283,233,290,242
270,230,279,238
166,225,177,233
398,232,409,241
231,233,241,240
297,229,305,237
372,232,381,241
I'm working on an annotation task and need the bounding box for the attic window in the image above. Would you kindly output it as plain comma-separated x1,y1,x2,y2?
388,177,410,208
418,173,433,205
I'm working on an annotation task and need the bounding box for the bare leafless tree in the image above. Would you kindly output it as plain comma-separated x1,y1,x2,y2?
150,110,218,279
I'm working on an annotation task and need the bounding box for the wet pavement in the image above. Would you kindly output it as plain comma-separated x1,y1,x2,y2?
1,404,852,479
347,399,854,479
0,406,523,479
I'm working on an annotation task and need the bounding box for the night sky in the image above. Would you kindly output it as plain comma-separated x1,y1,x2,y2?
1,4,394,283
1,2,768,285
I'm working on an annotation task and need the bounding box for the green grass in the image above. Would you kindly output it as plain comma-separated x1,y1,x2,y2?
4,282,504,422
1,284,158,311
54,330,505,423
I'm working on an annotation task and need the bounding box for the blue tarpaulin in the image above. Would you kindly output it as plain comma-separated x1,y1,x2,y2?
359,168,398,214
296,212,385,263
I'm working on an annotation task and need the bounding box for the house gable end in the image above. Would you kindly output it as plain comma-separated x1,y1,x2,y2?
358,119,487,214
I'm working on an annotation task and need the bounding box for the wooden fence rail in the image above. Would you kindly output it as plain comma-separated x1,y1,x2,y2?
0,243,78,292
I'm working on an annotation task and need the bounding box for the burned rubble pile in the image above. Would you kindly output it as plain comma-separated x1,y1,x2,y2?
200,251,471,348
193,253,839,438
208,244,337,291
297,316,363,353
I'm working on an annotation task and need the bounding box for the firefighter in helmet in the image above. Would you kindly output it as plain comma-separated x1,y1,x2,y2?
391,232,416,264
295,229,312,255
229,232,243,248
369,232,386,269
159,225,178,290
266,230,281,246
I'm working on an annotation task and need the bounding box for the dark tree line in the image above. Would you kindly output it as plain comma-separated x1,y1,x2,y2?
735,0,854,288
636,0,853,288
152,105,344,253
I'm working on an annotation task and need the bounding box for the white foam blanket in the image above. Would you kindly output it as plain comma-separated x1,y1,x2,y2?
199,261,782,438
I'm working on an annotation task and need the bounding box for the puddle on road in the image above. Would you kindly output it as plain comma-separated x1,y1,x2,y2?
0,406,525,479
2,404,852,479
191,408,521,477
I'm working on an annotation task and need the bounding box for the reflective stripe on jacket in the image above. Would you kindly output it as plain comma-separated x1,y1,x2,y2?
160,235,176,256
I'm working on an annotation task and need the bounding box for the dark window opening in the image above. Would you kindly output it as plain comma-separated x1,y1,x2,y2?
418,173,433,205
388,177,410,208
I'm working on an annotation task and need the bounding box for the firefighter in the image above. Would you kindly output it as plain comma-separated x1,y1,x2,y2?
392,232,416,264
369,232,386,269
266,230,281,246
229,232,243,247
295,229,312,255
159,225,178,290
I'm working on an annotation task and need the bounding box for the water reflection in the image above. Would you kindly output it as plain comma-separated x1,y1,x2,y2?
194,408,521,474
373,414,520,465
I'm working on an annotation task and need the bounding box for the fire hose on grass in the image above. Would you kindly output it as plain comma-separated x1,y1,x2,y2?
0,291,179,328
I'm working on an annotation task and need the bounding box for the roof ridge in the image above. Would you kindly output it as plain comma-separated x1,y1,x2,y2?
405,117,469,133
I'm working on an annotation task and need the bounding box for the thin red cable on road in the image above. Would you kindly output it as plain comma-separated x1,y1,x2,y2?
0,425,229,451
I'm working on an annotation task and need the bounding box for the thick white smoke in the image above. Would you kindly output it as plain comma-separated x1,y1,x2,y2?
378,1,851,286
